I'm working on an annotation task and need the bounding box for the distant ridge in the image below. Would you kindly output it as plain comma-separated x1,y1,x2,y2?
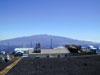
0,34,100,51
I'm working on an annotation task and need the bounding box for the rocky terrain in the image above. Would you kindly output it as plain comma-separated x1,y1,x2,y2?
7,55,100,75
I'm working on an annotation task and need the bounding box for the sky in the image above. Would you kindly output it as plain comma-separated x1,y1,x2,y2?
0,0,100,43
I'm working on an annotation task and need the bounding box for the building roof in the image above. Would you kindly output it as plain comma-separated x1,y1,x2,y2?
41,49,70,54
30,48,70,54
15,48,34,51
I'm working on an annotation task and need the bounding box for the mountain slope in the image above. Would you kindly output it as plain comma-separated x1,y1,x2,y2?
0,34,100,50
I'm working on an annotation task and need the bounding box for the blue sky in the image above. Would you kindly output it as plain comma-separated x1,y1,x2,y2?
0,0,100,42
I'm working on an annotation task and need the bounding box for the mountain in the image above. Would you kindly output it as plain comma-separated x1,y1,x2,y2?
0,34,100,51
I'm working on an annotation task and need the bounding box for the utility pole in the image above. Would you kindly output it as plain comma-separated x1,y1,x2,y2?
23,43,24,48
23,42,26,48
8,42,10,54
31,41,32,48
51,38,52,49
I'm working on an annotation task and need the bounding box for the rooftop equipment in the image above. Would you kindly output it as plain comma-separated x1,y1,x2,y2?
34,43,41,53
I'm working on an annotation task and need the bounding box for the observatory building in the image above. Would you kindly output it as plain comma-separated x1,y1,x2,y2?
29,46,70,58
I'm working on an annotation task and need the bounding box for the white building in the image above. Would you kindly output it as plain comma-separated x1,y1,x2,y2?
88,45,97,51
83,45,97,53
1,51,6,55
15,48,34,54
82,45,97,53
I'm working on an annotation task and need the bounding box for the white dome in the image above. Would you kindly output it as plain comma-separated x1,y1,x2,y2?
54,46,65,49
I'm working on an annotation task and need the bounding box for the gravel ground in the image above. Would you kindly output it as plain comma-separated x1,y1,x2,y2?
0,60,14,71
7,55,100,75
